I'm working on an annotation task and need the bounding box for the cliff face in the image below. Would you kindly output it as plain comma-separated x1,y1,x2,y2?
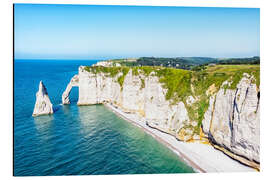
202,74,260,168
64,65,260,169
77,67,191,139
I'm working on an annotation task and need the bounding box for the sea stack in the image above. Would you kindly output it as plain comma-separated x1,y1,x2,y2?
32,81,53,116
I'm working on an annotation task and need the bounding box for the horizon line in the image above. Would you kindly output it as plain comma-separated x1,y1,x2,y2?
14,55,260,61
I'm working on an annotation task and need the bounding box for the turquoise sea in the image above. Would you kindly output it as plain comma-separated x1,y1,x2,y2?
14,59,194,176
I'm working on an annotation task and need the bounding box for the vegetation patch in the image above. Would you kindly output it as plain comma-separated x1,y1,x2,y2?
140,78,145,89
117,68,129,90
155,68,192,104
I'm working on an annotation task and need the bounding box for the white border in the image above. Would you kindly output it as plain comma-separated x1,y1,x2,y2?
1,0,270,180
9,0,263,8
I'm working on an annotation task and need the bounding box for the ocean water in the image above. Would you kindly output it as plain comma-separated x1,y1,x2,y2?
14,59,194,176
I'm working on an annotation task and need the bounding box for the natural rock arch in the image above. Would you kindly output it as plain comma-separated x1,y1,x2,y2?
62,75,79,104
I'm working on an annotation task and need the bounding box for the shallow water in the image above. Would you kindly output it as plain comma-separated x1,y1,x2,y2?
14,59,194,176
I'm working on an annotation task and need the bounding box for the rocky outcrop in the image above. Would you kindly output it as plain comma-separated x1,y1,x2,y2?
76,67,192,139
66,66,260,169
202,74,260,169
62,75,79,104
32,81,53,116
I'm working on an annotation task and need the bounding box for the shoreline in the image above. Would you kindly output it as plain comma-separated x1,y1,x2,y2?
104,103,256,173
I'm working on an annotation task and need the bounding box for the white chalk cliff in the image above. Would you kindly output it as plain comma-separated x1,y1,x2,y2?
33,81,53,116
62,75,79,104
202,74,260,168
63,66,260,169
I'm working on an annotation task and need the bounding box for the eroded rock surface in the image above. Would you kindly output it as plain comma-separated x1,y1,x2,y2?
70,66,260,169
62,75,79,104
76,67,193,138
202,75,260,168
32,81,53,116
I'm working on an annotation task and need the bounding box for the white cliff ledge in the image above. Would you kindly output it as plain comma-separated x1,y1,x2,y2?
32,81,53,117
62,65,260,170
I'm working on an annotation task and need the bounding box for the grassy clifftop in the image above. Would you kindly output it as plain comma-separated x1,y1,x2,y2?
84,64,260,135
84,64,259,95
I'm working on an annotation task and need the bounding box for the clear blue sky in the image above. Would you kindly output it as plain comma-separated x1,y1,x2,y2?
14,4,260,60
